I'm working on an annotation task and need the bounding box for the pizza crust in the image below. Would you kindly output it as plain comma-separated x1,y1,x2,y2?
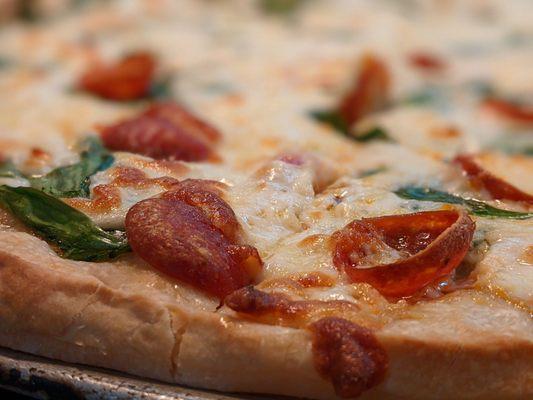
0,232,531,400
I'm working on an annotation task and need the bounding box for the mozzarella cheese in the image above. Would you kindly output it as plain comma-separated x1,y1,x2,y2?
0,0,532,316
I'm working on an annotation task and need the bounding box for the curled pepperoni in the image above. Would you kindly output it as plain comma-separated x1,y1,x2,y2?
482,98,533,125
454,154,533,205
125,181,262,299
337,54,390,127
309,317,388,398
408,52,446,72
79,52,155,101
144,102,220,143
333,210,475,299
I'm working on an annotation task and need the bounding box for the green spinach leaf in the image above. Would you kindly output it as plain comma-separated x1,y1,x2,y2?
0,160,25,179
311,110,350,135
0,185,130,261
395,186,533,220
260,0,306,15
353,126,391,142
29,136,113,198
310,110,392,142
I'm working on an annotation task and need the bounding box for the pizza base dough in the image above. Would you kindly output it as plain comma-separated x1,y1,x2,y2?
0,231,531,400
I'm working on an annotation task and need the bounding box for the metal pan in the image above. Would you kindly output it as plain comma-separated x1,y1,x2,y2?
0,347,262,400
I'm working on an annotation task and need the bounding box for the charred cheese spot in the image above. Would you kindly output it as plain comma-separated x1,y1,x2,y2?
110,166,179,190
65,184,120,214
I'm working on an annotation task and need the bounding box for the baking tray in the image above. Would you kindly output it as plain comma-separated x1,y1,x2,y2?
0,347,262,400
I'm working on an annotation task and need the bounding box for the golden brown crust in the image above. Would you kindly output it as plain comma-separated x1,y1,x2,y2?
0,232,532,399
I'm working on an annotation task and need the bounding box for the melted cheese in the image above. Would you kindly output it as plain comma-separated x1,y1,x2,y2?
0,0,532,317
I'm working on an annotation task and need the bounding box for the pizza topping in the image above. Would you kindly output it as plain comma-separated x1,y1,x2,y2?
109,166,179,190
225,286,359,328
332,210,475,298
144,102,221,143
297,272,336,288
79,52,156,101
0,137,113,198
277,152,341,192
454,154,533,205
395,186,533,219
482,98,533,125
0,159,24,180
351,126,392,142
310,317,388,398
337,54,390,127
311,54,390,134
160,179,238,241
100,102,219,161
0,185,129,261
408,52,447,72
29,137,114,198
226,287,387,397
125,181,261,298
65,166,180,217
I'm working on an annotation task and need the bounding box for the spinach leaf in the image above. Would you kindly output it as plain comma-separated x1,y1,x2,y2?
395,186,533,220
29,136,113,198
0,160,25,179
311,110,350,135
148,75,174,100
358,166,388,178
0,185,130,261
260,0,306,15
400,85,447,107
353,126,391,142
310,110,392,142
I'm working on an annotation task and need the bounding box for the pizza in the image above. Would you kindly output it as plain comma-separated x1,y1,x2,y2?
0,0,532,399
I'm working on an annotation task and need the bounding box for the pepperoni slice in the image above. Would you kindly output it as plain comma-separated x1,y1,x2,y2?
337,54,390,127
310,317,388,398
454,154,533,205
125,182,262,298
100,101,221,161
482,98,533,125
100,115,211,161
161,179,239,241
408,52,446,72
79,52,156,101
144,102,221,143
332,210,475,299
225,285,358,328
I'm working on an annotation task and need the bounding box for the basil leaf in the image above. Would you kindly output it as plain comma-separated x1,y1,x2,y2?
0,185,130,261
0,160,25,179
311,110,392,142
260,0,306,14
395,186,533,220
311,110,350,135
359,166,388,178
148,75,174,100
401,85,447,107
29,136,113,198
353,126,391,142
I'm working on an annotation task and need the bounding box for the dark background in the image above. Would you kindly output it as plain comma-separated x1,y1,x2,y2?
0,387,33,399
